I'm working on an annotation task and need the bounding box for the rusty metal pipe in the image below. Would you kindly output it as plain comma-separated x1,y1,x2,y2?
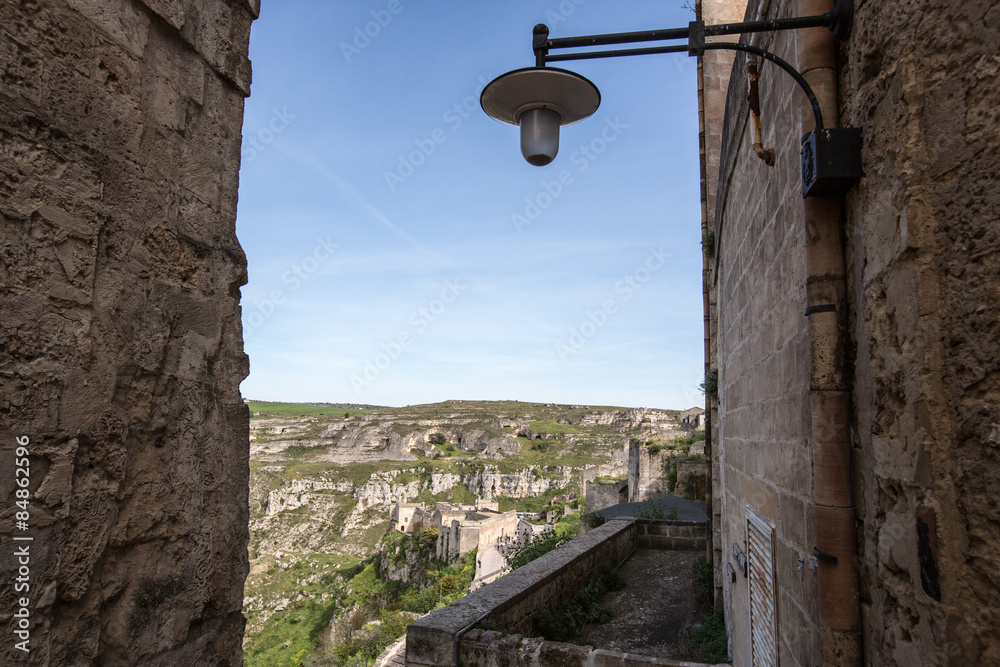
799,0,862,663
747,62,776,166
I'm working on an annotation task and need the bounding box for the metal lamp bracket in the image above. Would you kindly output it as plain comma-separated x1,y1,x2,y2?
524,0,861,197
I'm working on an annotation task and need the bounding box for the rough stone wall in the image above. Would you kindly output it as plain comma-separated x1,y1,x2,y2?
675,460,708,501
707,0,1000,664
456,630,727,667
634,520,708,551
627,439,672,502
585,480,626,513
0,0,256,664
475,511,518,549
841,2,1000,663
708,0,823,664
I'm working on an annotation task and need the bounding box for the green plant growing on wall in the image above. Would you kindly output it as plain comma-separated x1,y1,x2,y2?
693,555,713,599
702,230,715,258
700,369,719,400
418,527,439,549
689,607,728,663
532,564,626,642
667,460,678,493
634,503,678,521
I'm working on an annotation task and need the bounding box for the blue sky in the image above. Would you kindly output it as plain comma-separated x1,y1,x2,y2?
236,1,706,409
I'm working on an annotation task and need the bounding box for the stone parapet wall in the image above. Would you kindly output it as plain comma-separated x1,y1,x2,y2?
0,0,254,664
405,519,636,667
456,631,729,667
635,520,707,551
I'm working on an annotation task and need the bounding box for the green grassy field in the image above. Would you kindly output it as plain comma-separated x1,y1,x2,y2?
247,400,375,417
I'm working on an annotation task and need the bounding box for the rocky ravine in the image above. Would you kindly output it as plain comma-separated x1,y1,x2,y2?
243,401,692,639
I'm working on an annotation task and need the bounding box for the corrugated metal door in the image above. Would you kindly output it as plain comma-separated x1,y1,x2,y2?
747,507,778,667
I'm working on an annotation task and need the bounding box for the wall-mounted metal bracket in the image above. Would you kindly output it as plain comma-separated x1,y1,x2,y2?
688,20,705,57
524,0,862,197
733,543,748,577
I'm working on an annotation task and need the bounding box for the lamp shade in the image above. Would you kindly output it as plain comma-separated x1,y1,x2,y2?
520,107,561,166
481,67,601,165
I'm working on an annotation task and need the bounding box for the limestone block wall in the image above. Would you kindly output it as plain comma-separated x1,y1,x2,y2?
585,479,627,513
0,0,255,664
840,2,1000,663
634,520,707,551
626,439,671,502
707,0,1000,663
475,511,518,548
675,460,708,501
710,0,822,664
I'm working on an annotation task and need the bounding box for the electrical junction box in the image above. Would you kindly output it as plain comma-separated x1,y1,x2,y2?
801,128,863,197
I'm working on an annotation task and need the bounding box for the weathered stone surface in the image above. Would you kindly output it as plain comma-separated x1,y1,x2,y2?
704,0,1000,662
0,0,254,664
842,1,1000,662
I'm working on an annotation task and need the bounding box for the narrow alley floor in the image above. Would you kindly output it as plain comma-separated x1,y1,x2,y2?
581,548,706,658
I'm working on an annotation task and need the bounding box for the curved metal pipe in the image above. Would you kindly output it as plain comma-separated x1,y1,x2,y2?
701,42,824,132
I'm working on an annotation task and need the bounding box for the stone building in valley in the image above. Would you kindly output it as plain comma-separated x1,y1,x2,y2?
678,406,705,430
434,503,518,563
390,503,433,534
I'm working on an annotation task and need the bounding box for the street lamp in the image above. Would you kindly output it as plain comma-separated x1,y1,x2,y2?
480,66,600,166
481,0,861,197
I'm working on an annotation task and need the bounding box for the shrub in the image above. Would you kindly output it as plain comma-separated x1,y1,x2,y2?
693,555,713,598
417,527,439,549
504,531,569,571
703,230,716,258
700,369,719,400
667,461,678,492
634,505,665,520
438,573,461,593
532,565,626,642
690,607,728,663
427,432,446,445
